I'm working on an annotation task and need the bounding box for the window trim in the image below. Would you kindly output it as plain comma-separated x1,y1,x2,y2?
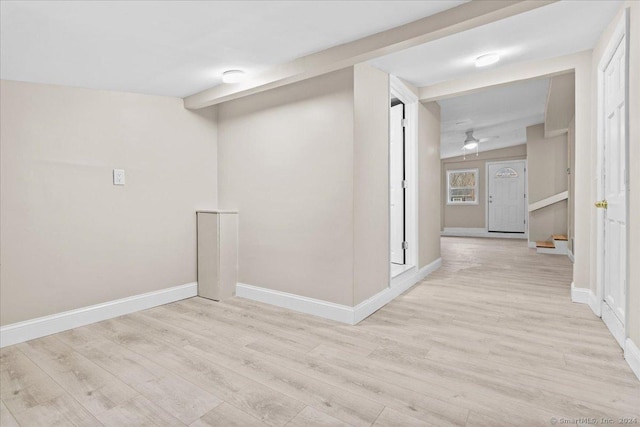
446,168,479,205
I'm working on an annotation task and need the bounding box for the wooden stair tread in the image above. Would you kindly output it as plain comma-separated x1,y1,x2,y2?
536,241,555,248
552,234,568,241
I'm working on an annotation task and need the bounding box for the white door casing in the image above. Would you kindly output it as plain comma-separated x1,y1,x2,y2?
389,75,417,283
390,102,405,265
598,11,628,348
487,161,527,233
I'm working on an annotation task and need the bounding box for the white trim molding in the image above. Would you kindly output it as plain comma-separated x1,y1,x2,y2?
237,258,442,325
442,228,527,239
567,248,575,263
558,286,638,380
528,190,568,212
236,284,356,324
357,258,441,324
390,75,419,274
570,282,591,304
570,282,600,317
602,302,625,348
624,338,640,381
0,282,197,348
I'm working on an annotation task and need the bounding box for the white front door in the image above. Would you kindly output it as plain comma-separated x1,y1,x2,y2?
488,161,526,233
599,22,627,347
390,102,405,265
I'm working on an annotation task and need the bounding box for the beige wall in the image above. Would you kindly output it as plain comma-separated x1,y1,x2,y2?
217,69,356,306
526,124,568,242
544,73,575,137
218,66,442,307
353,64,390,304
441,145,527,230
2,64,441,324
571,52,593,302
419,102,441,267
0,80,218,326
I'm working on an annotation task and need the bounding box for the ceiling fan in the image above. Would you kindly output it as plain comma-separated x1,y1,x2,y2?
463,130,479,150
461,130,499,159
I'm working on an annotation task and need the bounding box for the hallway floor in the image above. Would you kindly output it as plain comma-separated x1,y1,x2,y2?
2,237,639,426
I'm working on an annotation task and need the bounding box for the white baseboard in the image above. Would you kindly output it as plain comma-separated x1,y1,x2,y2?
588,290,601,317
571,288,638,382
235,283,356,324
528,241,537,248
536,246,567,255
442,227,485,236
570,282,590,304
237,258,442,325
569,285,639,379
567,248,575,263
353,258,442,324
570,282,600,317
441,228,527,239
602,302,625,348
624,338,640,381
0,282,197,348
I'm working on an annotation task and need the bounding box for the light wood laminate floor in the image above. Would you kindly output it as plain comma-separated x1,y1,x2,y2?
2,237,639,426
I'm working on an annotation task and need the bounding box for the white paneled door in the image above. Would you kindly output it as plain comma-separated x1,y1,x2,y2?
390,102,405,265
599,18,627,347
488,161,526,233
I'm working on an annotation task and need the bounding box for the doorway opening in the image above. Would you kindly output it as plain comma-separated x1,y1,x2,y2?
389,76,417,280
390,97,406,268
437,75,575,258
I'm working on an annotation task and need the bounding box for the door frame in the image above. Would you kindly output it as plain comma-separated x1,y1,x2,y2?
390,100,406,266
485,159,528,235
595,9,630,347
389,75,418,281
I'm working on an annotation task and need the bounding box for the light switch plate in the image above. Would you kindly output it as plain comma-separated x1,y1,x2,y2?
113,169,125,185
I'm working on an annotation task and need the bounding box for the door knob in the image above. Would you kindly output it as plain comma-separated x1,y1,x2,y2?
595,200,608,209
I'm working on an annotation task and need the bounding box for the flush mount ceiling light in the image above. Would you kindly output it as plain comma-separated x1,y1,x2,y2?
475,53,500,67
222,70,246,84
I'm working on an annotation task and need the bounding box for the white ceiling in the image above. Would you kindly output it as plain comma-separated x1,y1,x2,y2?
368,0,619,159
438,78,550,159
1,0,620,156
0,0,466,98
370,0,621,87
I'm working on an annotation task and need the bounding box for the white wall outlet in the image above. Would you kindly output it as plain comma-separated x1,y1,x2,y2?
113,169,125,185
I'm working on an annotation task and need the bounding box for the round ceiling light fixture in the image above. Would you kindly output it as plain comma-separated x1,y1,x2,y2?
222,70,246,84
475,53,500,67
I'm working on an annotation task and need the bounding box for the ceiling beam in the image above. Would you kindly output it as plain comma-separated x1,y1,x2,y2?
419,50,588,102
183,0,556,109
